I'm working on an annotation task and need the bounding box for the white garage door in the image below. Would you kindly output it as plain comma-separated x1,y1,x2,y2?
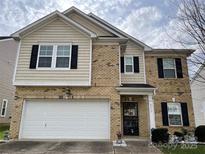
20,100,110,139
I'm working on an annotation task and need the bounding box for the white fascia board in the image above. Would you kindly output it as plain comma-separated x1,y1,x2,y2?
11,10,96,38
63,6,77,14
88,13,152,50
13,81,91,87
63,7,125,38
93,37,128,44
116,87,156,91
97,37,128,41
116,87,155,95
118,91,154,96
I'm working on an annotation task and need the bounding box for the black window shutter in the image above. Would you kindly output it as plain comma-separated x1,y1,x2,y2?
157,58,164,78
121,57,124,73
29,45,39,69
175,58,183,78
161,102,169,126
181,103,190,126
71,45,78,69
133,57,139,73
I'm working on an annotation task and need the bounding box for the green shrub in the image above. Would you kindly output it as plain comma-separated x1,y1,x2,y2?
195,125,205,142
151,128,169,143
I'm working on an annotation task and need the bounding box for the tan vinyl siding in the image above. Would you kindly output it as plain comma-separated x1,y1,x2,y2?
0,39,18,123
14,18,91,85
121,41,145,83
67,13,114,37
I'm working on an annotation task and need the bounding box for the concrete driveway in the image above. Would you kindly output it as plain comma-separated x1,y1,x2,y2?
0,141,161,154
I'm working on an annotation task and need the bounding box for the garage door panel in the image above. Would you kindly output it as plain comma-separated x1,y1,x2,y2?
20,100,110,139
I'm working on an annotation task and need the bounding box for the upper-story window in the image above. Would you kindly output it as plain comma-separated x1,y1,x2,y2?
121,56,139,73
56,45,71,68
37,44,71,69
163,58,176,78
124,56,134,73
38,45,53,67
157,58,183,78
1,99,8,117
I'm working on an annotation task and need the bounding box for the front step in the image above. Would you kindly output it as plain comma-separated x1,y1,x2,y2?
123,136,150,142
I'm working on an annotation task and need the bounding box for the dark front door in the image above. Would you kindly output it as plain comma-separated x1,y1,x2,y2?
123,102,139,136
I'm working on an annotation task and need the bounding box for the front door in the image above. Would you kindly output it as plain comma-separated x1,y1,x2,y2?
123,102,139,136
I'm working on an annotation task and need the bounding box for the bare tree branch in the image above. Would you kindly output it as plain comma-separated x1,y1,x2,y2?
171,0,205,82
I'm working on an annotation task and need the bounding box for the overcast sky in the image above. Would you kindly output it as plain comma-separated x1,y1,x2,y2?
0,0,192,49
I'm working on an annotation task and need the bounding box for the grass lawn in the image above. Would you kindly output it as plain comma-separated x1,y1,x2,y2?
160,144,205,154
0,125,9,140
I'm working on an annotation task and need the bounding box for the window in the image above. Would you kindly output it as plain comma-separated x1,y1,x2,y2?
167,103,182,126
56,45,71,68
124,56,133,73
37,44,71,69
1,99,8,117
163,58,176,78
38,45,53,67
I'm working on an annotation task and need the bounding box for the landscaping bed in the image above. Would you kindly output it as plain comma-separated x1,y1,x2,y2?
0,125,9,140
151,126,205,154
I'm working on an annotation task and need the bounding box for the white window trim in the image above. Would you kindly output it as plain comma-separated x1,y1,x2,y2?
36,43,72,70
55,45,72,69
124,55,134,74
163,58,177,78
167,102,183,126
1,99,8,117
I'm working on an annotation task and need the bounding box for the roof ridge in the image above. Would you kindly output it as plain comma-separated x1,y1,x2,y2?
63,6,130,39
88,12,152,50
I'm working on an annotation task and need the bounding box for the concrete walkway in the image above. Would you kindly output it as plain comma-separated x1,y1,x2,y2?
0,141,162,154
114,141,162,154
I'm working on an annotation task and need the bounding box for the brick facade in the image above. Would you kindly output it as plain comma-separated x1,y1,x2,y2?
145,53,195,133
10,45,195,140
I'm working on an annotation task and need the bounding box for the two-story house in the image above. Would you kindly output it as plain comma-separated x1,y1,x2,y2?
10,7,195,140
0,37,18,125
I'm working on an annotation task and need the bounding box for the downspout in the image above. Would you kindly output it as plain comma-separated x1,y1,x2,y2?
119,45,121,86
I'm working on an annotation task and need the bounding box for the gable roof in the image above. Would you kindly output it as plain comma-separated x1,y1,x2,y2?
63,6,151,50
11,10,97,38
63,6,126,38
88,12,152,50
10,6,152,49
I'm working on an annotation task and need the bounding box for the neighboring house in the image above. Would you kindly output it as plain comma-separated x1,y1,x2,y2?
10,7,195,140
191,64,205,126
0,37,18,125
